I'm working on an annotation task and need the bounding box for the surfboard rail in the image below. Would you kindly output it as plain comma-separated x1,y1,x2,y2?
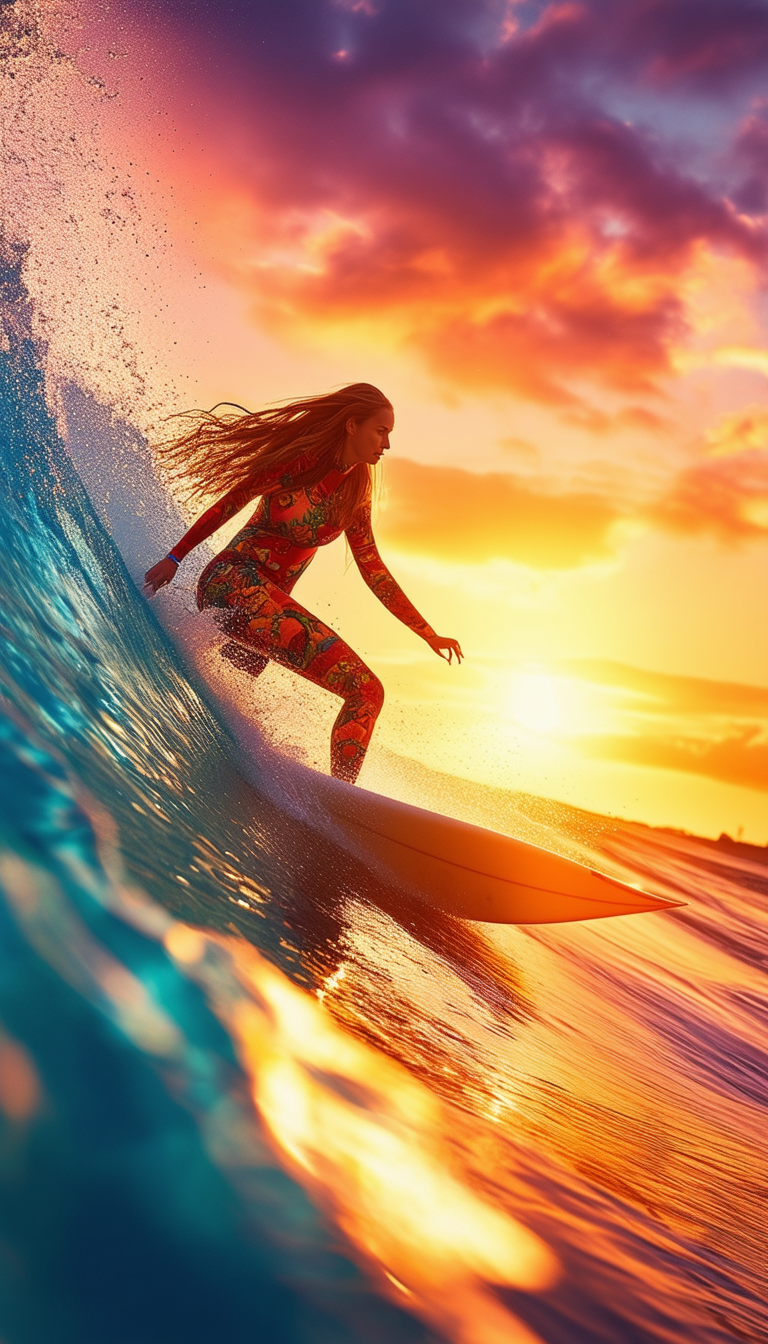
319,781,684,924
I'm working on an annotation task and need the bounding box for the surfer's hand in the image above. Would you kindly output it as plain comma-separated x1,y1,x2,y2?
425,635,463,664
143,558,178,596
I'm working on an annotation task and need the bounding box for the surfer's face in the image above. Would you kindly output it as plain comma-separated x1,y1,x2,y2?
341,406,394,467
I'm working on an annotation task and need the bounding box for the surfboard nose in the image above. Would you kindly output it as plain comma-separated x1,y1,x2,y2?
319,780,687,925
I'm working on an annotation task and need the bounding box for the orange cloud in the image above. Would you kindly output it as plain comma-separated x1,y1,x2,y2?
379,458,623,568
71,0,768,430
379,448,768,573
230,196,707,408
562,404,673,435
583,730,767,792
560,660,768,717
705,405,768,456
561,661,768,790
650,450,768,542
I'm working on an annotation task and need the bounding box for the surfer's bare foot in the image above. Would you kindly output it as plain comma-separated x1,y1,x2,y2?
220,641,269,678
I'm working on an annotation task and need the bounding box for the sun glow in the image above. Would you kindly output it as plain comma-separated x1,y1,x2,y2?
508,670,564,735
503,668,640,741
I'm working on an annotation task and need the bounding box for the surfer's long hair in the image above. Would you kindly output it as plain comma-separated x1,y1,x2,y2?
156,383,392,529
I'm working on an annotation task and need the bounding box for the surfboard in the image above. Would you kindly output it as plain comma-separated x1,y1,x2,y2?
140,593,683,927
315,777,684,924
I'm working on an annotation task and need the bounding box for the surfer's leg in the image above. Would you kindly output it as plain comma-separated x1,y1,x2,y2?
322,652,385,783
199,561,384,782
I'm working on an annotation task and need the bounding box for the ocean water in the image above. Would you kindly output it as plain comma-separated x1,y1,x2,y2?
1,241,767,1344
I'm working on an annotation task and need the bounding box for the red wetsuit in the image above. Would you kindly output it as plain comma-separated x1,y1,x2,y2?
169,457,435,781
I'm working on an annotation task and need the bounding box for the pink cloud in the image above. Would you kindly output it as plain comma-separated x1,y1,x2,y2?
112,1,768,407
650,451,768,543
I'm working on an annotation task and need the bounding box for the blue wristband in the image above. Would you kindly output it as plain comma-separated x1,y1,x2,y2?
167,551,181,566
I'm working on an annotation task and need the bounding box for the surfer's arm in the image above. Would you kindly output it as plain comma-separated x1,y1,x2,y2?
345,509,463,663
144,461,292,594
345,509,436,638
166,476,270,562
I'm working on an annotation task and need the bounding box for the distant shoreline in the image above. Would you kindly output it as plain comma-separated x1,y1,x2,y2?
651,825,768,868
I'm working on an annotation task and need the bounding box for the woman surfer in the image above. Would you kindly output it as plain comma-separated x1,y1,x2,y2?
144,383,463,784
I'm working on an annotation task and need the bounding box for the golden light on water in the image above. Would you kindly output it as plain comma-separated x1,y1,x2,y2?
0,1030,42,1123
209,937,558,1344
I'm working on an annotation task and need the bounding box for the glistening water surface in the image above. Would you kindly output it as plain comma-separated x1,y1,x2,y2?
1,244,767,1344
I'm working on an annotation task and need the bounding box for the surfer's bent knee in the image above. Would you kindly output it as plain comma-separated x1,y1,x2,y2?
323,656,384,713
365,672,385,715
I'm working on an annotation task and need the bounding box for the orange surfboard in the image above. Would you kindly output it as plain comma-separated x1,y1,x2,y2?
318,780,684,924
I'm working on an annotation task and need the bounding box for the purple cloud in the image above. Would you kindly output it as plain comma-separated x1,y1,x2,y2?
121,1,768,403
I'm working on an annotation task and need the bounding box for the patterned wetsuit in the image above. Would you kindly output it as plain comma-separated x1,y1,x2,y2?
168,458,435,782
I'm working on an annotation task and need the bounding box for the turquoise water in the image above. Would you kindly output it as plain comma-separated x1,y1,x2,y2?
1,243,767,1343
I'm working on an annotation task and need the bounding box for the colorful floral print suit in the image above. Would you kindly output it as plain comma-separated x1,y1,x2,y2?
168,457,434,782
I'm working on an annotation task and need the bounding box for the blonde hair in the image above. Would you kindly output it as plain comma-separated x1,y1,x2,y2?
157,383,392,529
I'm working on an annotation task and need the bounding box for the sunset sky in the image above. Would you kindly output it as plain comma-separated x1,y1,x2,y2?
5,0,768,839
